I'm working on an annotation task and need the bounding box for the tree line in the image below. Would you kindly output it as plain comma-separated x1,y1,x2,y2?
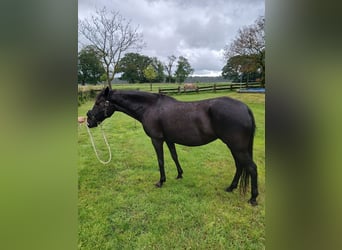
78,7,264,87
78,48,193,85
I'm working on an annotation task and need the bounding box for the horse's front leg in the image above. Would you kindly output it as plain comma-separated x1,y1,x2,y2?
151,138,165,187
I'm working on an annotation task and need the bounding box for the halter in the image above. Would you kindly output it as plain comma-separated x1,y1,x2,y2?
88,100,111,125
86,123,112,165
104,100,110,117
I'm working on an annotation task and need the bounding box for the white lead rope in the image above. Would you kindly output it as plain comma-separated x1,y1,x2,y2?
86,124,112,165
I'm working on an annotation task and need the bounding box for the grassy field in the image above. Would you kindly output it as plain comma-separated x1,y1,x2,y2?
78,88,265,249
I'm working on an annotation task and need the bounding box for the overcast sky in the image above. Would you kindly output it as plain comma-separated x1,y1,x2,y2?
78,0,264,77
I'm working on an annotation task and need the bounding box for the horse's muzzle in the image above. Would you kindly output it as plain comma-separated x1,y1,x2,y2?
87,121,98,128
86,111,99,128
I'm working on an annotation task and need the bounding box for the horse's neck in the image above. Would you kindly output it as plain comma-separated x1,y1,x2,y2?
111,91,157,122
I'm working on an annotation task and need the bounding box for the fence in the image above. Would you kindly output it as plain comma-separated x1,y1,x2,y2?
78,82,264,105
158,82,263,95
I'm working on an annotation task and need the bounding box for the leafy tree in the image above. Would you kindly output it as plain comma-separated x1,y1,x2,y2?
117,53,152,83
222,56,240,82
79,7,145,89
99,73,107,83
174,56,194,83
78,45,105,85
222,55,261,82
144,64,157,91
144,64,157,82
150,57,165,83
223,16,265,85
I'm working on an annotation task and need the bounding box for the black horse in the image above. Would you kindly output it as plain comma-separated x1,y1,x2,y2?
87,87,259,205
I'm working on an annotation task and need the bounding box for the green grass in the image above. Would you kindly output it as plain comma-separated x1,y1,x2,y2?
78,89,265,249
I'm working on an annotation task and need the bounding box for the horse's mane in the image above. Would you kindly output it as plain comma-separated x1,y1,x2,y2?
114,90,175,103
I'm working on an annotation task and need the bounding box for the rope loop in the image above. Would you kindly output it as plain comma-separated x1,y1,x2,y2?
86,124,112,165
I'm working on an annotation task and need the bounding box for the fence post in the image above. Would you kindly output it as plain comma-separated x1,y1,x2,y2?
214,84,216,92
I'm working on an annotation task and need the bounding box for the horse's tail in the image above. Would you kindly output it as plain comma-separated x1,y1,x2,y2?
248,107,256,160
240,107,256,194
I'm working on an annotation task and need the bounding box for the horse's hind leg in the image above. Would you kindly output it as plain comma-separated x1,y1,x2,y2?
226,146,259,205
248,161,258,205
166,141,183,179
226,150,243,192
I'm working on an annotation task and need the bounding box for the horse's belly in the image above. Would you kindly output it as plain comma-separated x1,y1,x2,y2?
173,136,216,146
163,126,217,146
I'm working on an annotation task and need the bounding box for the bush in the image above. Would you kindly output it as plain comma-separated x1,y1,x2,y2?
78,89,98,106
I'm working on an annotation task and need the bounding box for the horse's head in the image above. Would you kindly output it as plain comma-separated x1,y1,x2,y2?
87,87,115,128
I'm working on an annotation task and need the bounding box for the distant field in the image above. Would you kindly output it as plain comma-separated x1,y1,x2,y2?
78,90,265,249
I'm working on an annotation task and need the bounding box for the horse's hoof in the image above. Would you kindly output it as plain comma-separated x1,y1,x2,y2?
225,186,235,192
249,199,258,206
155,181,163,188
176,175,183,179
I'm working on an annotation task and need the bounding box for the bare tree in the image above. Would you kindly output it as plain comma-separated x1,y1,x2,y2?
164,55,177,83
224,16,265,84
79,7,145,89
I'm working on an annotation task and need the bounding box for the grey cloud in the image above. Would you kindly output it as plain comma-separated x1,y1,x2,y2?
145,0,263,7
78,0,264,76
185,49,224,76
176,15,231,50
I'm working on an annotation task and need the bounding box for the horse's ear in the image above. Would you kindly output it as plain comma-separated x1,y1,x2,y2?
104,87,110,98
